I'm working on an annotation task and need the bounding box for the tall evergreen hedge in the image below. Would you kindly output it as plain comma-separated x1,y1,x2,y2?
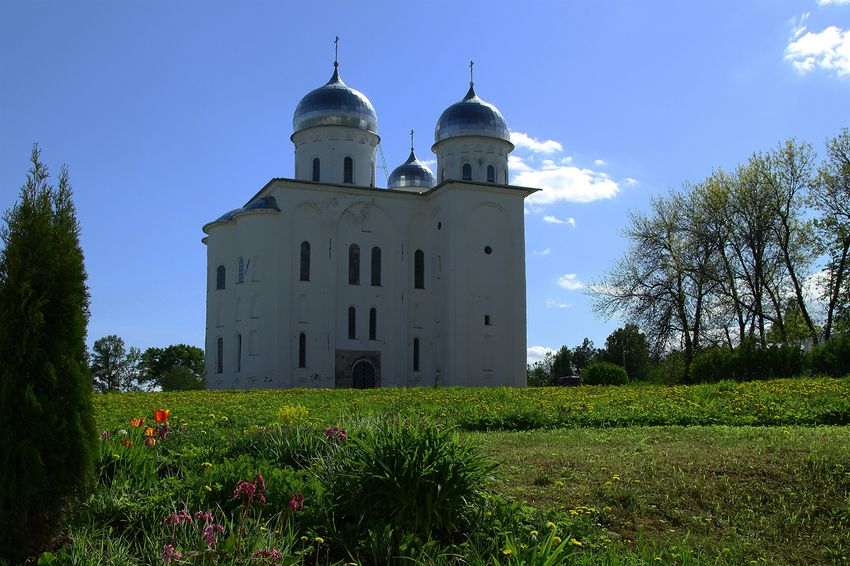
0,146,97,562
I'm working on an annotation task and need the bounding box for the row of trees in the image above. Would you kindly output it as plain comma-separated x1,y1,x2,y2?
588,129,849,370
90,336,205,392
528,325,654,386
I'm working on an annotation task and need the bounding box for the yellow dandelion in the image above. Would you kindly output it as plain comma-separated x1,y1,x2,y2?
723,548,730,553
222,416,228,421
553,536,562,544
485,511,492,516
300,536,308,541
314,537,324,544
502,550,512,556
571,539,582,546
261,527,267,532
112,454,120,460
546,522,556,530
530,531,538,536
202,462,212,468
605,481,612,485
605,506,612,512
554,481,564,487
204,485,212,492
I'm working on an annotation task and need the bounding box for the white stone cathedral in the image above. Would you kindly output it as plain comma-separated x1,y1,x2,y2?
202,60,537,390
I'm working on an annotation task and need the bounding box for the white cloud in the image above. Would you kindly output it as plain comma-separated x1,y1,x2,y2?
510,132,563,153
420,158,437,167
595,159,607,166
818,0,850,5
557,273,584,290
785,22,850,77
622,178,638,186
546,298,572,308
517,165,622,203
534,248,552,256
543,215,576,226
527,345,555,364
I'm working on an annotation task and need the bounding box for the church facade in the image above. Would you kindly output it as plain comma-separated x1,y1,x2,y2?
202,61,537,390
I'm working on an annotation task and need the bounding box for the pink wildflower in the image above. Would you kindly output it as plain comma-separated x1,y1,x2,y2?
288,493,305,512
203,524,225,546
101,431,111,440
162,544,182,563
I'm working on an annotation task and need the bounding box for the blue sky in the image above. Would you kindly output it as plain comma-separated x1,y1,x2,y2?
1,0,848,365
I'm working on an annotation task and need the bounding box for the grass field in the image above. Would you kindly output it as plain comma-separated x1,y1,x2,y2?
35,378,850,566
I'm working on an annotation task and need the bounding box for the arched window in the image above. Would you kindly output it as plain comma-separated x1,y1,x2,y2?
413,337,420,372
344,156,353,183
312,158,320,182
216,265,226,289
236,333,242,372
238,257,244,283
462,162,472,181
369,307,377,340
414,250,424,289
348,306,356,339
216,337,223,373
371,246,381,286
487,165,495,183
298,333,307,368
349,244,360,285
300,241,310,281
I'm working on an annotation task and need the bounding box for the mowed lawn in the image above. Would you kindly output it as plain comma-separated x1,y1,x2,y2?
92,378,850,565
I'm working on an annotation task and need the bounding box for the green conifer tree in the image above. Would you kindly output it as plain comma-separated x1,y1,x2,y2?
0,145,97,561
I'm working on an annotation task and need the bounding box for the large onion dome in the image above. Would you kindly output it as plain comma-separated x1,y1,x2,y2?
433,83,511,144
387,149,436,190
292,64,378,134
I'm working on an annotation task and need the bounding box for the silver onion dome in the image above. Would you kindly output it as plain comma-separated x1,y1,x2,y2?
434,84,510,144
293,64,378,134
387,149,436,190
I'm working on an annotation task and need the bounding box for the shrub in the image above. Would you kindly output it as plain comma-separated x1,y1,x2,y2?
0,147,97,562
583,362,629,385
689,341,806,383
323,416,496,551
805,333,850,377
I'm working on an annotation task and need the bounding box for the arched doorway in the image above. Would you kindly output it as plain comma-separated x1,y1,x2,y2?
352,360,376,389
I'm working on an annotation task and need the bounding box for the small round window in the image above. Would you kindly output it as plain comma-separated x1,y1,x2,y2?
484,246,492,254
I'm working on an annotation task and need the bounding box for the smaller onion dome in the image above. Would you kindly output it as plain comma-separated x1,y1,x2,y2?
434,83,511,145
292,64,378,134
387,149,436,190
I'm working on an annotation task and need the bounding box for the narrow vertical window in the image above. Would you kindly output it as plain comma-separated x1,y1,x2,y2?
312,158,320,182
349,244,360,285
487,165,495,183
371,163,375,187
216,265,226,289
413,338,420,372
298,333,307,368
462,162,472,180
216,337,223,373
441,169,445,182
414,250,424,289
504,169,508,184
371,246,381,286
238,258,244,283
344,156,353,183
236,334,242,372
300,241,311,281
348,306,356,339
369,307,377,340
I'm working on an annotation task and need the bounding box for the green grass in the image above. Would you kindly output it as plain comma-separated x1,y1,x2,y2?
471,425,850,565
29,378,850,566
